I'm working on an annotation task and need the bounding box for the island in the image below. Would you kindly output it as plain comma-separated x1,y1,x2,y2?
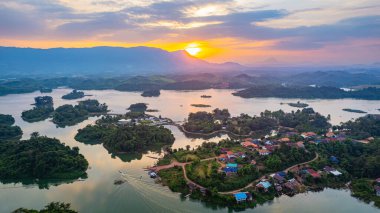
13,202,78,213
151,110,380,210
286,101,309,108
182,107,331,136
141,89,160,97
201,95,212,98
21,96,54,122
52,99,108,127
342,108,367,113
191,104,211,108
233,85,380,100
75,113,175,160
0,114,16,126
0,133,88,183
0,114,22,140
62,90,85,100
127,103,148,113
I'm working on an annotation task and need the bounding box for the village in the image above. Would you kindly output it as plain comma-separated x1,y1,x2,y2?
149,124,380,206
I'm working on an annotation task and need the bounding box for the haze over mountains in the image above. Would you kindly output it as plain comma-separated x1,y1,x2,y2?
0,46,246,77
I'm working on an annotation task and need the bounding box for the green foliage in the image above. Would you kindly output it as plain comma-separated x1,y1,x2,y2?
102,125,175,153
76,124,175,153
128,103,147,113
0,124,22,140
337,115,380,139
62,90,84,100
52,100,107,127
75,125,112,145
78,99,108,113
0,114,15,126
0,135,88,180
12,202,78,213
22,96,54,122
351,179,380,208
312,139,380,178
52,105,89,127
0,114,22,140
141,89,160,97
158,166,189,194
183,110,229,133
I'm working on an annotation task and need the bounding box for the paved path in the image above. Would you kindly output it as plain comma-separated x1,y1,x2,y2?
153,153,319,195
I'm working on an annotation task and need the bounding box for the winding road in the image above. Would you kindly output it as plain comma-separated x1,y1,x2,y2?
150,153,319,195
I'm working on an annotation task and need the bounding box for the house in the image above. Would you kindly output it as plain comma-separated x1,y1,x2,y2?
258,149,271,156
278,137,290,143
270,130,278,137
306,169,321,178
330,170,342,176
296,141,305,149
241,141,258,149
326,132,336,138
234,192,248,202
220,148,229,154
323,166,335,173
301,132,317,139
226,151,236,159
224,163,238,173
218,154,228,162
273,174,286,183
277,171,287,177
265,145,277,152
118,119,132,125
375,186,380,197
275,183,283,192
329,156,339,164
284,178,300,191
250,160,257,165
256,181,272,191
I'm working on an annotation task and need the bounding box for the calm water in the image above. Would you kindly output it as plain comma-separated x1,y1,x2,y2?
0,88,379,213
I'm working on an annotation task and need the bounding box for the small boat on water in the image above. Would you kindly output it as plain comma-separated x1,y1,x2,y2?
148,171,157,178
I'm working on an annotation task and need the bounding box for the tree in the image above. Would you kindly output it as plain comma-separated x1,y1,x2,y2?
30,132,40,138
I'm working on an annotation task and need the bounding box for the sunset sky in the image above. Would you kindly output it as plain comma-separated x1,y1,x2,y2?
1,0,380,65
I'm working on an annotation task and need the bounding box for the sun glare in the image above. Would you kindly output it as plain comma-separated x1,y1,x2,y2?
185,43,201,56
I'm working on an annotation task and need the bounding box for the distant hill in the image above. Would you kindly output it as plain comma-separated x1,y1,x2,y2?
0,46,246,77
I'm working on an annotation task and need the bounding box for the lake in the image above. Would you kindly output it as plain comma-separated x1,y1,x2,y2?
0,88,379,213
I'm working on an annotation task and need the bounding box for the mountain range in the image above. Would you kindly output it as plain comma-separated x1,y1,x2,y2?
0,46,246,77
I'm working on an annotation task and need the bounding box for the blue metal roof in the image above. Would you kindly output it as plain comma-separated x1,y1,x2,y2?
258,181,272,189
234,192,247,201
227,163,238,168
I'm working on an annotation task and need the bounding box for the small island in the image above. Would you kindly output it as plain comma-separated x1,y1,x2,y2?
75,113,175,158
191,104,211,108
141,89,160,97
21,96,54,122
62,89,85,100
201,95,212,98
0,114,22,140
52,99,108,127
286,101,309,108
0,133,88,183
342,108,367,113
128,103,148,113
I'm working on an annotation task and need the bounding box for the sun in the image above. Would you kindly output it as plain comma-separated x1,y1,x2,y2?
185,43,201,56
